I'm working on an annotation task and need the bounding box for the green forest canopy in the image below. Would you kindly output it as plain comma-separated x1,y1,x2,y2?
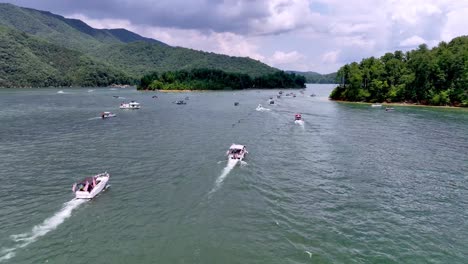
330,36,468,106
138,69,306,90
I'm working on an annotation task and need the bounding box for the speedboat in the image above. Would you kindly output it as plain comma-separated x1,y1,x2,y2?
294,113,304,125
226,144,248,165
256,104,270,111
175,100,186,105
371,103,382,107
72,172,110,199
120,101,141,109
101,112,116,119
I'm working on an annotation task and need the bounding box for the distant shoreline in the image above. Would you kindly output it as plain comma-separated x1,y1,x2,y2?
331,99,467,109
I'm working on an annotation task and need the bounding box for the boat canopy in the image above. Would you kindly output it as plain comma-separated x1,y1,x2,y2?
230,144,245,150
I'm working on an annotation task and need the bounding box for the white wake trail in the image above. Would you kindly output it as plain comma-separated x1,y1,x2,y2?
209,160,237,195
0,199,86,262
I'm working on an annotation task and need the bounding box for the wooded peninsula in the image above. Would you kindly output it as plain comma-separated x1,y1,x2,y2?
330,36,468,107
137,69,306,90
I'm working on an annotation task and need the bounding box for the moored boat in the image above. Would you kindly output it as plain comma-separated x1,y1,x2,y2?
120,101,141,109
371,103,382,107
72,172,110,199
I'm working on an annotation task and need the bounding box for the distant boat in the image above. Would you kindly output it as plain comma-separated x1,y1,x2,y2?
185,96,190,100
226,144,248,165
371,104,382,107
152,95,158,98
234,102,239,106
57,90,65,94
269,99,275,105
279,91,283,95
101,112,116,119
175,100,186,105
277,95,281,99
385,107,395,112
294,113,304,125
310,94,316,97
120,101,141,109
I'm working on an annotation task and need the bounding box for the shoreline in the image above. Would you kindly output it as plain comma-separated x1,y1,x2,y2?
331,99,467,109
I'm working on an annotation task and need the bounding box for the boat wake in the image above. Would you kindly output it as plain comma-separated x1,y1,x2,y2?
209,160,237,195
87,117,102,120
0,199,86,262
256,106,271,112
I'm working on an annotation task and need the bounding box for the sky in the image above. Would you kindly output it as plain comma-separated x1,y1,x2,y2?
3,0,468,73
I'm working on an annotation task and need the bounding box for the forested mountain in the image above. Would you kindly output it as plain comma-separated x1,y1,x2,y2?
0,26,131,87
0,3,277,87
288,71,337,83
330,37,468,106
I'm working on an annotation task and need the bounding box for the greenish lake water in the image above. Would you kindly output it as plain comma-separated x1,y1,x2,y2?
0,84,467,263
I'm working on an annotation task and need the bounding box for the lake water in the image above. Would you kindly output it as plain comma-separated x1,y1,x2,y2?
0,84,467,263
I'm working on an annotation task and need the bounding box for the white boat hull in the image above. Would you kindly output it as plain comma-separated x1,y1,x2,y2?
75,175,109,199
295,120,304,125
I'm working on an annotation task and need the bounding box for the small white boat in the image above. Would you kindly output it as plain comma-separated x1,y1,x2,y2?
120,101,141,109
72,172,110,199
101,112,116,119
226,144,248,165
294,113,304,125
371,104,382,107
256,104,270,111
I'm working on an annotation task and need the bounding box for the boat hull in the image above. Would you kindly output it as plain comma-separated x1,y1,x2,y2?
75,175,109,199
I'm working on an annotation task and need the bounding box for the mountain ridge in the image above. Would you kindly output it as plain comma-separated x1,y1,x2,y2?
0,3,278,87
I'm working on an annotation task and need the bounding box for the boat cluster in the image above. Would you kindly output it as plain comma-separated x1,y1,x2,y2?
371,103,396,112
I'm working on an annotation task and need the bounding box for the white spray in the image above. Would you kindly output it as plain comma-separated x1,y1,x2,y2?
0,199,86,262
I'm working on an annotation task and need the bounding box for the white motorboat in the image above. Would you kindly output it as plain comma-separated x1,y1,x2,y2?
120,101,141,109
294,113,304,125
256,104,270,111
101,112,116,119
72,172,110,199
226,144,248,165
371,103,382,107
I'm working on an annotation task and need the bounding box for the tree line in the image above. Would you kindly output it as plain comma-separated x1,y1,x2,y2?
330,36,468,106
138,68,306,90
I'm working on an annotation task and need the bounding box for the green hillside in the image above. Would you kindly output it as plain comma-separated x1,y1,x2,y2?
0,26,132,87
0,3,277,87
288,71,337,83
330,37,468,106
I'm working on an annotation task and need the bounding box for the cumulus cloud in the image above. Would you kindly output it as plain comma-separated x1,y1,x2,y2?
400,35,426,47
4,0,468,73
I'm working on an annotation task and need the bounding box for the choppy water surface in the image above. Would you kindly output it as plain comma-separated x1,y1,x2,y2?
0,85,467,263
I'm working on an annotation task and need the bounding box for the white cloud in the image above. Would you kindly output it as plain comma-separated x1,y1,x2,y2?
400,35,426,47
321,50,341,64
63,0,468,72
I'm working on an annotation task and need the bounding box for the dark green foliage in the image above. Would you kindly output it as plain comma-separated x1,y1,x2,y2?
288,71,337,83
331,37,468,106
138,69,305,90
0,26,133,87
0,3,278,87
